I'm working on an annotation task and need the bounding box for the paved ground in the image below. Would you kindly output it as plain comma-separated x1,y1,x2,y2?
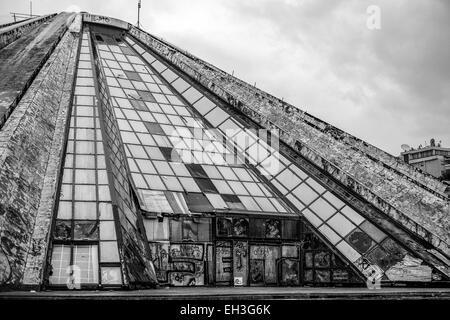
1,286,450,300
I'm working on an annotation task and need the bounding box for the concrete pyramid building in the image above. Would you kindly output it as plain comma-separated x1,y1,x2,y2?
0,12,449,291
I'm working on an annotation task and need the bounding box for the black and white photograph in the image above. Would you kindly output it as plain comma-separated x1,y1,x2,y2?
0,0,449,317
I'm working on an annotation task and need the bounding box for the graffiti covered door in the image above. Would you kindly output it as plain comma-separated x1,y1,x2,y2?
168,243,205,286
264,245,280,285
249,245,265,286
279,244,300,286
215,241,232,285
233,241,248,286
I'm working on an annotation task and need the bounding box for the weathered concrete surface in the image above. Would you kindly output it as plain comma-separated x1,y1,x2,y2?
21,15,82,288
0,13,78,288
0,13,73,129
128,27,450,258
0,19,32,31
0,14,56,49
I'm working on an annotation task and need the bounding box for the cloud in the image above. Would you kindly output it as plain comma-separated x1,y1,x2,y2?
64,5,81,13
1,0,448,154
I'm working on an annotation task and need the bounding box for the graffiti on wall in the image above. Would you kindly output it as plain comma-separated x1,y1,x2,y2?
149,242,207,286
233,241,248,285
216,241,232,284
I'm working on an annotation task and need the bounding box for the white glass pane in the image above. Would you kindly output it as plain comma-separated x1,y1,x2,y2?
100,221,117,240
340,206,365,226
74,202,97,220
49,245,71,285
337,241,361,263
100,241,120,263
318,224,341,245
302,208,322,227
327,213,356,237
57,201,72,219
291,183,318,205
73,245,99,284
309,198,336,221
101,266,122,285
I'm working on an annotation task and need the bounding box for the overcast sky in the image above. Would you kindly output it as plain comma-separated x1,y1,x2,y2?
1,0,449,155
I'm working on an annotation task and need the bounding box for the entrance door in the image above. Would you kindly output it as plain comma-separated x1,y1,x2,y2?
215,241,232,285
249,244,281,286
232,241,248,286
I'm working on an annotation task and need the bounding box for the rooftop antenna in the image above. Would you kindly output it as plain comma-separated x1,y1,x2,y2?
137,0,141,28
30,1,32,17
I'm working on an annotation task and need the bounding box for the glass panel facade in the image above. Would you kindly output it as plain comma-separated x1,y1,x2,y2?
49,30,121,288
124,33,444,285
45,23,446,289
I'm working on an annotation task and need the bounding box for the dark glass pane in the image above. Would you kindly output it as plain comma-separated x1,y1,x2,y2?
74,221,99,240
282,220,299,240
232,218,249,237
130,99,148,111
160,147,181,162
182,219,198,241
185,163,208,178
120,46,135,55
194,177,218,193
314,252,330,268
304,252,313,268
170,219,182,242
222,194,245,210
331,254,345,268
54,220,72,240
366,245,403,271
315,270,331,283
137,90,156,102
346,229,374,254
197,218,211,242
183,192,213,212
249,259,264,285
249,218,265,238
304,269,313,282
217,217,232,237
144,122,165,135
125,71,141,81
280,258,299,286
265,219,281,239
